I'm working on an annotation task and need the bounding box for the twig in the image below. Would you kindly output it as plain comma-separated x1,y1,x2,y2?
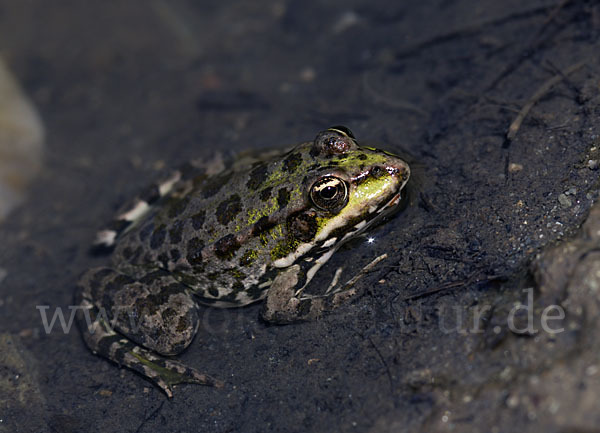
505,61,585,142
394,4,557,60
402,272,502,302
135,401,165,433
485,0,574,92
366,336,396,403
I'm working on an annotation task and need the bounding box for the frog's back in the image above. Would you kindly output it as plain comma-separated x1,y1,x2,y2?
110,129,410,308
112,144,313,306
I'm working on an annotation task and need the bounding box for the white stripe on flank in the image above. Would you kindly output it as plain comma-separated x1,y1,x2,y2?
301,249,336,294
354,220,367,230
118,200,150,222
273,242,313,268
321,237,337,248
159,172,181,196
94,229,117,246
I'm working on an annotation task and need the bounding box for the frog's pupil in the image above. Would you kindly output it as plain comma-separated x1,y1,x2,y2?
321,186,337,200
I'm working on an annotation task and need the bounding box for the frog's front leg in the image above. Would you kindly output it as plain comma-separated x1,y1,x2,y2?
77,267,222,397
261,254,387,324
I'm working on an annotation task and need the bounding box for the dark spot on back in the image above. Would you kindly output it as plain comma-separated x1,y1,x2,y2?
167,196,190,218
201,173,228,198
357,153,367,160
246,163,269,190
289,210,317,242
139,269,167,284
282,152,303,173
216,194,242,225
214,234,241,259
277,188,290,209
157,252,170,268
150,224,167,249
191,210,206,230
259,187,273,202
122,246,133,260
186,237,204,266
252,216,277,236
170,248,181,262
89,268,115,295
168,220,184,244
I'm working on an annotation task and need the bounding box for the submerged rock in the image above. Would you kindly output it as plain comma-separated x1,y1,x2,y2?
0,57,44,220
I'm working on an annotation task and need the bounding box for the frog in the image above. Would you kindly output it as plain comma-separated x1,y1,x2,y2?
76,126,410,397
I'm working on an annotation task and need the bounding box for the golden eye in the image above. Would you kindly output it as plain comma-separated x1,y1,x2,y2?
310,176,349,212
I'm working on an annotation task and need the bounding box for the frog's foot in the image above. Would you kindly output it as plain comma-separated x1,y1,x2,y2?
261,254,387,324
77,267,223,396
77,310,223,397
125,345,225,397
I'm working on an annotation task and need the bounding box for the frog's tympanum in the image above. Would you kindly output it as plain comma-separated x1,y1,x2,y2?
77,127,410,397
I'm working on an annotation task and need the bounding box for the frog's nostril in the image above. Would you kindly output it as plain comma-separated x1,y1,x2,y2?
371,166,383,178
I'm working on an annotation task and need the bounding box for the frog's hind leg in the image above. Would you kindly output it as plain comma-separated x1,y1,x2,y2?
77,267,223,397
261,254,387,324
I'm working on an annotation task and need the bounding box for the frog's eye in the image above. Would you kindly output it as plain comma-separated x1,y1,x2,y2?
312,127,356,157
310,176,349,212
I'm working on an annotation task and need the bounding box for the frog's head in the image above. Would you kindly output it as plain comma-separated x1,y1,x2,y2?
272,126,410,267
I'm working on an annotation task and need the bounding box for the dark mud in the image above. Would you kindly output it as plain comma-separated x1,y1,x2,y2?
0,1,599,432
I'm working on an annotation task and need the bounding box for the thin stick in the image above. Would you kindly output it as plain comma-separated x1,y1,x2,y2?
402,272,502,302
340,253,388,292
485,0,574,92
505,61,585,142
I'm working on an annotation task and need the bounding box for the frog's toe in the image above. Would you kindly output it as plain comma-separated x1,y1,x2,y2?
124,348,224,397
162,358,225,389
108,342,222,397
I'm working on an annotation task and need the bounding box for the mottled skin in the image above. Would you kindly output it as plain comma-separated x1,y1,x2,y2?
77,127,410,397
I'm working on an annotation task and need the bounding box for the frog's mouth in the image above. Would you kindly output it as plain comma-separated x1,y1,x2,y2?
372,190,405,219
382,192,402,210
330,190,405,250
296,189,406,294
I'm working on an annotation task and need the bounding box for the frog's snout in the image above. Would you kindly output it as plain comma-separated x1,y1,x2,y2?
386,158,411,189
